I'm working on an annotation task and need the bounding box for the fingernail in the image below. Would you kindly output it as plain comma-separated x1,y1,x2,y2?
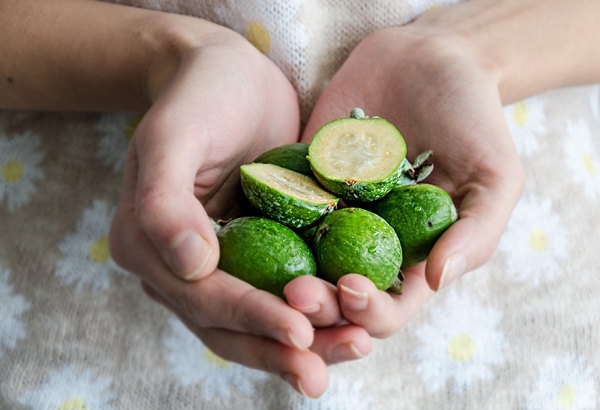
286,330,309,351
339,284,368,311
287,302,321,315
283,373,308,397
169,230,212,280
329,342,365,363
438,253,466,291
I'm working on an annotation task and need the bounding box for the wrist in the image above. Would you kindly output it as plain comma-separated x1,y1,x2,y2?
412,0,600,104
141,15,243,104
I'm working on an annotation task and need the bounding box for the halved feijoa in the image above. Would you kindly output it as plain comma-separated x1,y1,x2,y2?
240,163,338,229
217,217,316,298
372,183,458,269
313,207,403,291
253,143,313,177
307,108,407,202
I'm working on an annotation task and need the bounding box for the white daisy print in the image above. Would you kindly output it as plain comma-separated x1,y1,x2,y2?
214,0,308,77
414,289,509,393
0,130,44,211
563,119,600,201
503,96,546,157
590,85,600,123
94,113,141,173
288,377,373,409
163,316,268,400
525,355,597,410
497,195,569,285
17,365,116,410
55,200,126,292
0,268,30,357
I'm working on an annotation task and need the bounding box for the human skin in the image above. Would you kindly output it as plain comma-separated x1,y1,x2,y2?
0,0,371,398
2,0,600,399
284,0,600,341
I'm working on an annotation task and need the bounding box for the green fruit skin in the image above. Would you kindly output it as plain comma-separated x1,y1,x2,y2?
372,184,457,269
308,117,407,202
314,208,403,291
311,169,400,202
240,165,338,229
217,217,316,298
253,143,313,177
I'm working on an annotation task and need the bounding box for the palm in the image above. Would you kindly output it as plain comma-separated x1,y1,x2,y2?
109,36,353,397
289,26,524,336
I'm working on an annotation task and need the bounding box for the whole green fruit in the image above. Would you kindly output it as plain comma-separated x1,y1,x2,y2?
217,217,317,298
372,184,457,268
313,207,403,291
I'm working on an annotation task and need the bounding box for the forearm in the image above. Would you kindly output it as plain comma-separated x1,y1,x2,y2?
416,0,600,103
0,0,223,111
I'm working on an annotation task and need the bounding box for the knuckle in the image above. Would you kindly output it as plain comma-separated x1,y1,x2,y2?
136,187,169,232
231,290,261,334
175,288,211,329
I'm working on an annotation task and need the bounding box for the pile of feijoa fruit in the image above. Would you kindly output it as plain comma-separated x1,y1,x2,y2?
214,108,458,298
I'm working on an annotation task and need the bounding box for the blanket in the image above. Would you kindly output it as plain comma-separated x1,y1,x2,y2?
2,0,600,408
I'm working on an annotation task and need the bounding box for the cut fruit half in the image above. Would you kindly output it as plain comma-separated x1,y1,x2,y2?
240,163,339,228
307,109,407,201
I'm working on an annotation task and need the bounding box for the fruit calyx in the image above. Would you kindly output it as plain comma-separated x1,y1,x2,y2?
405,150,434,183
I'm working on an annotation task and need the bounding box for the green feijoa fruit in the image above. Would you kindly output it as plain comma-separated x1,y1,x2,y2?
314,207,403,291
253,143,313,177
217,217,316,298
307,108,407,202
240,163,339,229
372,183,458,269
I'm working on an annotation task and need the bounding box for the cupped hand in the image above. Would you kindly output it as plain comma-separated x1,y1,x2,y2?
285,10,525,339
108,23,370,397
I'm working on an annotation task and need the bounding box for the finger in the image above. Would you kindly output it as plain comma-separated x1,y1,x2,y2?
310,325,373,365
426,156,525,291
141,282,329,398
283,275,344,328
132,112,221,281
111,196,315,350
337,272,434,338
131,53,271,282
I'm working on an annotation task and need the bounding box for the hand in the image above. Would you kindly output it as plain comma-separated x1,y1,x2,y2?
284,9,525,339
108,24,370,397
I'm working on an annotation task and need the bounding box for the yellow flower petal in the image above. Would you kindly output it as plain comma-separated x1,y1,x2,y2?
557,384,576,408
89,235,110,264
583,153,596,176
204,348,231,368
447,334,477,362
512,101,530,126
57,397,87,410
2,160,24,183
246,22,271,55
529,228,548,254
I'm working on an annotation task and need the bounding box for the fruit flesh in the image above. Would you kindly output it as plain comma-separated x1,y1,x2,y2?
240,163,338,228
256,164,334,204
310,118,406,183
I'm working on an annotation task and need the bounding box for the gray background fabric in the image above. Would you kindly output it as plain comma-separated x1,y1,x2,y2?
1,1,600,408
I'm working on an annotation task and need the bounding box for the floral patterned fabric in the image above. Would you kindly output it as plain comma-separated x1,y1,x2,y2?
1,1,600,409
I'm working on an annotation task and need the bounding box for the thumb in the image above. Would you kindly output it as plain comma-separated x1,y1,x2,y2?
425,158,525,291
132,114,220,281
